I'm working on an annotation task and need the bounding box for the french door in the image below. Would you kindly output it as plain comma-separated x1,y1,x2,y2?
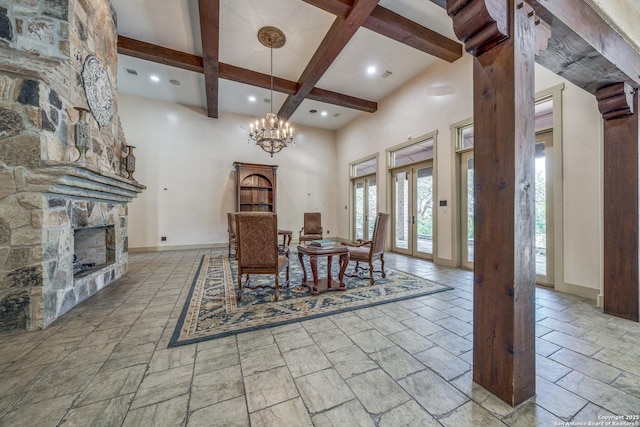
459,150,474,269
457,133,554,283
391,161,434,259
353,175,377,241
535,130,554,285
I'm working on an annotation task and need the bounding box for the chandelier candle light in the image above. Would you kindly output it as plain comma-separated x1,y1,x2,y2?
249,26,294,157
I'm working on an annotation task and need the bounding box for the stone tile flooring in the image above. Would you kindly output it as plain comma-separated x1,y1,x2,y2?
1,249,640,426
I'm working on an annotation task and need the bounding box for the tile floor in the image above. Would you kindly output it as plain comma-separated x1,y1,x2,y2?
1,249,640,426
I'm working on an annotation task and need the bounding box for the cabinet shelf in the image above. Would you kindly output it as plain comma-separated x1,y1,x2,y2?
240,186,272,190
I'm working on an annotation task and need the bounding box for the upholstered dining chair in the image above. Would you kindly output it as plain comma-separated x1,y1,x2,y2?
343,212,390,285
235,212,289,302
227,212,237,258
299,212,323,245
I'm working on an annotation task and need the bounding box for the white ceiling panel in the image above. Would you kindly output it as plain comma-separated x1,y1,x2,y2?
117,54,206,107
219,0,335,81
111,0,200,53
316,28,440,102
290,98,365,131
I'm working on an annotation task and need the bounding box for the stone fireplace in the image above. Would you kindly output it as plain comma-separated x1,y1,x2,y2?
0,0,144,331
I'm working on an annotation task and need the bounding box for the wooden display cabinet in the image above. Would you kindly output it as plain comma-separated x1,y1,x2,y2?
234,162,278,212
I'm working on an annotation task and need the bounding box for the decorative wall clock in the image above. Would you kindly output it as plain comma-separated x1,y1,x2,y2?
81,55,114,127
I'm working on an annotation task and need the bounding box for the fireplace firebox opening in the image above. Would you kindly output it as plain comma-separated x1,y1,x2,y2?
73,226,116,279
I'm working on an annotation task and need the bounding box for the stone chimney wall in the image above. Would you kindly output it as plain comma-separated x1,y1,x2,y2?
0,0,143,331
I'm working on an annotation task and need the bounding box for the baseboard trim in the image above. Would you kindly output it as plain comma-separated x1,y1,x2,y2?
555,281,599,301
129,243,223,253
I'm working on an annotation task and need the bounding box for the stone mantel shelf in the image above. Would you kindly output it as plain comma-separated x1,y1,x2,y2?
16,161,146,204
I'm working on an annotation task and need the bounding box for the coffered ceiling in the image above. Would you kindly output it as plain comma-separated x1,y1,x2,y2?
111,0,462,130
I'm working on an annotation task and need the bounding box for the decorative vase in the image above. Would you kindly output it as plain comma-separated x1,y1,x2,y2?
74,107,91,164
125,145,136,180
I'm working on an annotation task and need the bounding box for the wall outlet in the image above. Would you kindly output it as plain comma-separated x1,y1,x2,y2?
161,236,167,241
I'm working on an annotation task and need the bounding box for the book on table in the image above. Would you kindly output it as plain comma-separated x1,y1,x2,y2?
309,239,335,248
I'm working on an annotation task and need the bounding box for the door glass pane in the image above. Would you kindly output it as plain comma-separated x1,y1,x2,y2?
416,166,433,255
355,180,365,241
394,171,409,249
367,178,377,240
535,144,546,276
467,156,474,262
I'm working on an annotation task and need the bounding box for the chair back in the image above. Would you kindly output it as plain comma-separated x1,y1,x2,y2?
227,212,237,237
236,212,278,268
370,213,390,255
303,212,322,234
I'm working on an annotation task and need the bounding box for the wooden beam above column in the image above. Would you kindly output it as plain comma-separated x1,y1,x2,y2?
198,0,220,118
303,0,462,62
117,36,377,114
429,0,640,94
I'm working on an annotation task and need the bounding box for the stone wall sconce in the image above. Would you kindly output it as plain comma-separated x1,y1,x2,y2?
74,106,91,164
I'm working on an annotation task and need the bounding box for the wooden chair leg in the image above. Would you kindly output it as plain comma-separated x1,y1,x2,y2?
237,274,243,301
274,276,279,302
381,254,386,278
285,264,290,287
368,261,375,285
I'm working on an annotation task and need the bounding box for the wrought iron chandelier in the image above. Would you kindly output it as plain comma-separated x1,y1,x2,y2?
249,27,294,157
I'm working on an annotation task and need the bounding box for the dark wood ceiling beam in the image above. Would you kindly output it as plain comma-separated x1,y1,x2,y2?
308,87,377,112
303,0,462,62
218,63,298,94
279,0,380,119
118,36,204,73
116,36,377,113
363,7,461,63
198,0,220,118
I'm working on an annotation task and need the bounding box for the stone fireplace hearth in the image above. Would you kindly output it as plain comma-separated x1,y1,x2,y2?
0,0,145,331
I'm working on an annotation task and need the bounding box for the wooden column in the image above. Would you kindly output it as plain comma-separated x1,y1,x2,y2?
597,83,640,322
447,0,538,406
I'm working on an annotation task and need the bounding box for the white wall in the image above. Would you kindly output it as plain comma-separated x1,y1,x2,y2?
119,94,338,250
336,54,603,294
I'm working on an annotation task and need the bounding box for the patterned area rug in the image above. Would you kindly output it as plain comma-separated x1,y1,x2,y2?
169,251,453,347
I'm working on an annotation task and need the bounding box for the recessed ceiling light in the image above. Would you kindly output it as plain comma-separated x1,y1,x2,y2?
309,109,317,114
150,75,160,82
169,79,181,86
367,66,376,75
125,68,138,75
248,96,256,102
321,111,328,117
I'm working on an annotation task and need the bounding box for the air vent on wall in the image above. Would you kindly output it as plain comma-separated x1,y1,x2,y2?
333,113,341,118
264,98,271,103
380,70,392,79
125,68,138,75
